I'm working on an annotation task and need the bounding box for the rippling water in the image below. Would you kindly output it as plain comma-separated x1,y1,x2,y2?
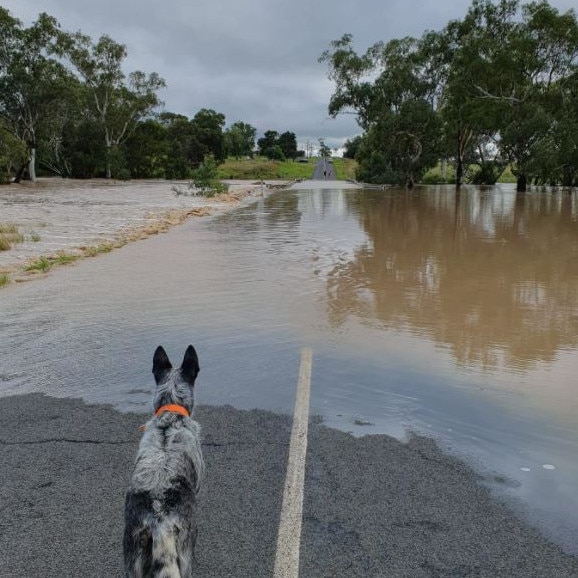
1,182,577,551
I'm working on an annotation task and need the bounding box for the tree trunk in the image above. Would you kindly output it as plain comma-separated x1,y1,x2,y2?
562,165,574,188
28,147,37,182
13,163,27,183
456,156,463,189
105,144,112,179
516,173,527,193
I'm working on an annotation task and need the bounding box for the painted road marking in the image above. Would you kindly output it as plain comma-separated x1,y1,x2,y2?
274,347,312,578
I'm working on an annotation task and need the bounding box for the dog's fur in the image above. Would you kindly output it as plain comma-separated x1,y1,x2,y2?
124,345,204,578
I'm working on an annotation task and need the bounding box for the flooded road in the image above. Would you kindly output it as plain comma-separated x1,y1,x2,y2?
1,181,577,552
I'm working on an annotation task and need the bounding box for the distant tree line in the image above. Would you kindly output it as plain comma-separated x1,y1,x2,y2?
0,7,302,182
321,0,578,191
256,130,302,161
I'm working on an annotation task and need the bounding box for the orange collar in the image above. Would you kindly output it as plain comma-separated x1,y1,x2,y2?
155,404,190,418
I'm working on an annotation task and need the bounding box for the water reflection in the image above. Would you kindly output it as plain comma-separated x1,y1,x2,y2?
326,187,578,372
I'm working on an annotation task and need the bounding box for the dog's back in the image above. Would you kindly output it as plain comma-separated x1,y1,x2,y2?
124,346,204,578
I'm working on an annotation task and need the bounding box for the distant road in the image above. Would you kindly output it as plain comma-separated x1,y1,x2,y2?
312,157,336,180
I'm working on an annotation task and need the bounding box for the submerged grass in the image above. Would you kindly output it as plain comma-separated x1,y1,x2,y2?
0,223,24,251
24,252,80,273
24,256,52,273
3,191,252,286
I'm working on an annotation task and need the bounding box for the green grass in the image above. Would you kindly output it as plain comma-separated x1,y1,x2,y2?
421,162,518,184
498,165,517,183
82,243,115,257
331,157,357,180
216,156,357,181
53,253,79,266
24,252,80,273
24,256,52,272
0,273,8,288
30,232,41,242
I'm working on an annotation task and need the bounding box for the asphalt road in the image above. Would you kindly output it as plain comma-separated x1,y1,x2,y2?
1,393,578,577
312,158,336,181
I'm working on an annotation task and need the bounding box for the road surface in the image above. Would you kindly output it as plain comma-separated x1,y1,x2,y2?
312,158,336,180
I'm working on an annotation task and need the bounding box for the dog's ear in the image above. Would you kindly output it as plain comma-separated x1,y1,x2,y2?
152,346,172,384
180,345,200,384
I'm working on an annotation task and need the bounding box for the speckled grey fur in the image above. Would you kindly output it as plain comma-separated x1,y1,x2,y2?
124,346,204,578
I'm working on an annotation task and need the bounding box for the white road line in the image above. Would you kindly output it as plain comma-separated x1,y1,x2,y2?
273,347,313,578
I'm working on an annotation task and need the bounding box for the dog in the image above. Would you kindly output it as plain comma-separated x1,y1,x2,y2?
124,345,204,578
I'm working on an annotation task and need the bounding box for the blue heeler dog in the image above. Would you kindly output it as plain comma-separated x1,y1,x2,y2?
124,345,204,578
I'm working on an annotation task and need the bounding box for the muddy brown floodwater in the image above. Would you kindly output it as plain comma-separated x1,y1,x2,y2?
0,177,268,280
1,180,578,554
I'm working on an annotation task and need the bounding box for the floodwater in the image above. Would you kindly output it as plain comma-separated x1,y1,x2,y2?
1,181,578,552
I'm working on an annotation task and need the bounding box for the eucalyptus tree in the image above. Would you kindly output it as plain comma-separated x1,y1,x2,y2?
159,113,200,179
190,108,226,164
257,130,280,157
320,34,441,186
554,69,578,186
0,9,72,181
278,131,298,160
60,32,165,178
318,138,332,158
521,1,578,187
0,122,27,182
224,121,256,159
124,118,169,178
449,0,578,191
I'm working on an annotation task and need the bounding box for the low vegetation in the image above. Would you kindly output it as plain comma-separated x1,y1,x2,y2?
421,163,517,185
0,223,24,251
217,156,357,181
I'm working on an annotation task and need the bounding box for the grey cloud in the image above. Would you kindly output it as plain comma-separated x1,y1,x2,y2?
4,0,576,149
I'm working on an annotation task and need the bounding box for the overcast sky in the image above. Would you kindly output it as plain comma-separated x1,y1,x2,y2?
3,0,576,150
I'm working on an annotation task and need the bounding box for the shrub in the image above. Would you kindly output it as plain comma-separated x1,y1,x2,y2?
175,155,229,198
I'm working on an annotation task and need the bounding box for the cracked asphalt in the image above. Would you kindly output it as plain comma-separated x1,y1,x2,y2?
1,394,578,577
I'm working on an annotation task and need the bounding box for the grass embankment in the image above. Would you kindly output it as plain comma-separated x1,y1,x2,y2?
217,157,357,181
219,158,516,185
421,163,517,184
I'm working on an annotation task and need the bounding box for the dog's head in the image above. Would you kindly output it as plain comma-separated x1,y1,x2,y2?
151,345,200,414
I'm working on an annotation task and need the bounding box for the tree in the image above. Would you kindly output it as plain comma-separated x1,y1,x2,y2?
343,135,363,159
60,117,107,178
553,70,578,186
0,121,27,182
320,34,442,186
161,114,199,179
190,108,226,164
320,1,578,190
224,121,256,159
447,0,578,191
318,138,332,158
257,130,279,157
0,9,72,181
60,32,165,178
124,118,169,178
278,131,298,160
